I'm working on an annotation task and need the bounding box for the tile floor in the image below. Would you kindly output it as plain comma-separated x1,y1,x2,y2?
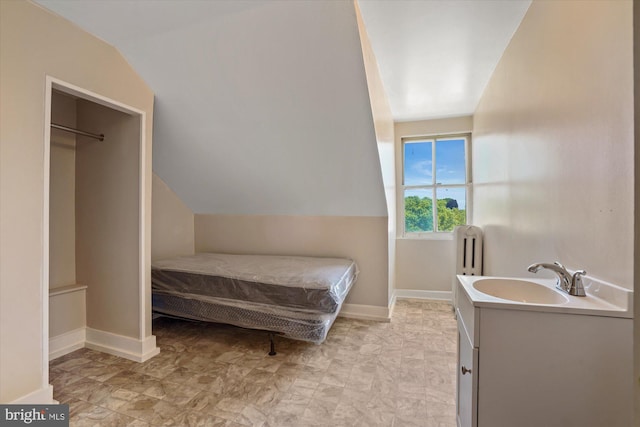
51,299,458,427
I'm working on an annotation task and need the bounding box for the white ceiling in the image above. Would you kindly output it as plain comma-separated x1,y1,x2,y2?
358,0,531,121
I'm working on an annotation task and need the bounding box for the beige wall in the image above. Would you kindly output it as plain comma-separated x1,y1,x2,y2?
0,0,153,403
633,0,640,420
394,116,474,143
49,92,77,288
395,238,454,293
394,117,473,292
195,214,389,308
76,100,141,338
49,92,86,344
49,288,86,338
152,173,194,262
473,0,633,289
355,0,396,301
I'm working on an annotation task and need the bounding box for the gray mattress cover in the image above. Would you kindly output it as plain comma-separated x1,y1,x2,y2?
151,253,358,313
152,293,340,343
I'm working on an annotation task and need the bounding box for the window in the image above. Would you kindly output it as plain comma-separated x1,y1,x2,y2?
402,134,470,236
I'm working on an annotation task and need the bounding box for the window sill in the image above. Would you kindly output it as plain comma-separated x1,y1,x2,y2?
399,232,454,241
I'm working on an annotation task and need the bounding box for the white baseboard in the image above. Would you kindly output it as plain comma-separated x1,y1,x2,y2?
339,303,391,322
49,327,86,361
85,328,159,362
388,292,397,318
394,289,453,302
10,385,55,404
50,327,160,363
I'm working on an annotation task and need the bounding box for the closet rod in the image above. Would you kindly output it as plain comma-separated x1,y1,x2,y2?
51,123,104,141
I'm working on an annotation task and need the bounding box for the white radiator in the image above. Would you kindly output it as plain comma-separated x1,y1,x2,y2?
452,225,483,309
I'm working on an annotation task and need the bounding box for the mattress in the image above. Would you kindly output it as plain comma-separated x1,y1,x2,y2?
151,253,357,344
151,253,358,313
152,292,340,343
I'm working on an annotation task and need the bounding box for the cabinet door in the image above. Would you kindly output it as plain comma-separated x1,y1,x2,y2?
457,324,478,427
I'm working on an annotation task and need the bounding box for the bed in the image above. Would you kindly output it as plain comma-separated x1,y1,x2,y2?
151,253,358,345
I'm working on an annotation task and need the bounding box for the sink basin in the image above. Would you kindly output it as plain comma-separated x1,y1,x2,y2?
472,278,569,304
458,274,632,317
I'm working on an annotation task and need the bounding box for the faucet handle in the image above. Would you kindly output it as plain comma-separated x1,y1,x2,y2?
569,270,587,297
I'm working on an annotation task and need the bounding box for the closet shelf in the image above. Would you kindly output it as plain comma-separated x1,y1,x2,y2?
49,284,87,297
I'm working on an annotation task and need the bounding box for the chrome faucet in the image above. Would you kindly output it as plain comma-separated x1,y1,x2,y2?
527,261,587,296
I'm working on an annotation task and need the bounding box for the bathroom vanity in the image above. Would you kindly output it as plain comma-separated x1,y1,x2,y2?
455,275,633,427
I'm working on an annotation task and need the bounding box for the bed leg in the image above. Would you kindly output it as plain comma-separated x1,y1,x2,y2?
269,333,277,356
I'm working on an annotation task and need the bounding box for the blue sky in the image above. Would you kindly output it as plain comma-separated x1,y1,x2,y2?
404,138,466,209
404,138,466,185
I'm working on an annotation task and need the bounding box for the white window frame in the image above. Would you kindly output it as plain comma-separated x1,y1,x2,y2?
401,133,472,239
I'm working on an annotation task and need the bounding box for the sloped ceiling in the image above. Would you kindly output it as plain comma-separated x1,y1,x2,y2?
36,0,387,216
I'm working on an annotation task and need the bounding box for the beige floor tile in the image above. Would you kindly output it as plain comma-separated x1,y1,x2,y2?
289,378,319,397
51,370,84,390
251,385,283,410
172,411,229,427
71,409,136,427
148,399,187,425
394,415,429,427
183,390,224,412
253,357,282,373
271,392,309,416
100,390,138,412
114,395,160,421
54,357,92,372
396,396,428,419
98,412,140,427
332,400,370,424
83,381,117,405
269,374,295,393
313,383,344,403
52,299,457,426
67,398,96,419
238,403,268,426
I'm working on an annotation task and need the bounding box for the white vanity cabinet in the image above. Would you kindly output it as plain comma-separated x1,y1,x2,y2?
456,280,479,427
456,315,477,427
455,280,633,427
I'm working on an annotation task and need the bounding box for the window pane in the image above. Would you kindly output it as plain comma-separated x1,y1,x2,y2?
404,189,433,232
404,140,432,185
435,138,466,184
437,187,466,232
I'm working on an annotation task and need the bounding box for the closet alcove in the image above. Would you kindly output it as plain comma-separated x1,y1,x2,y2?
48,88,145,360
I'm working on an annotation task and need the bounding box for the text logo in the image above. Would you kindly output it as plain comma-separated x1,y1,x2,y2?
1,405,68,426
